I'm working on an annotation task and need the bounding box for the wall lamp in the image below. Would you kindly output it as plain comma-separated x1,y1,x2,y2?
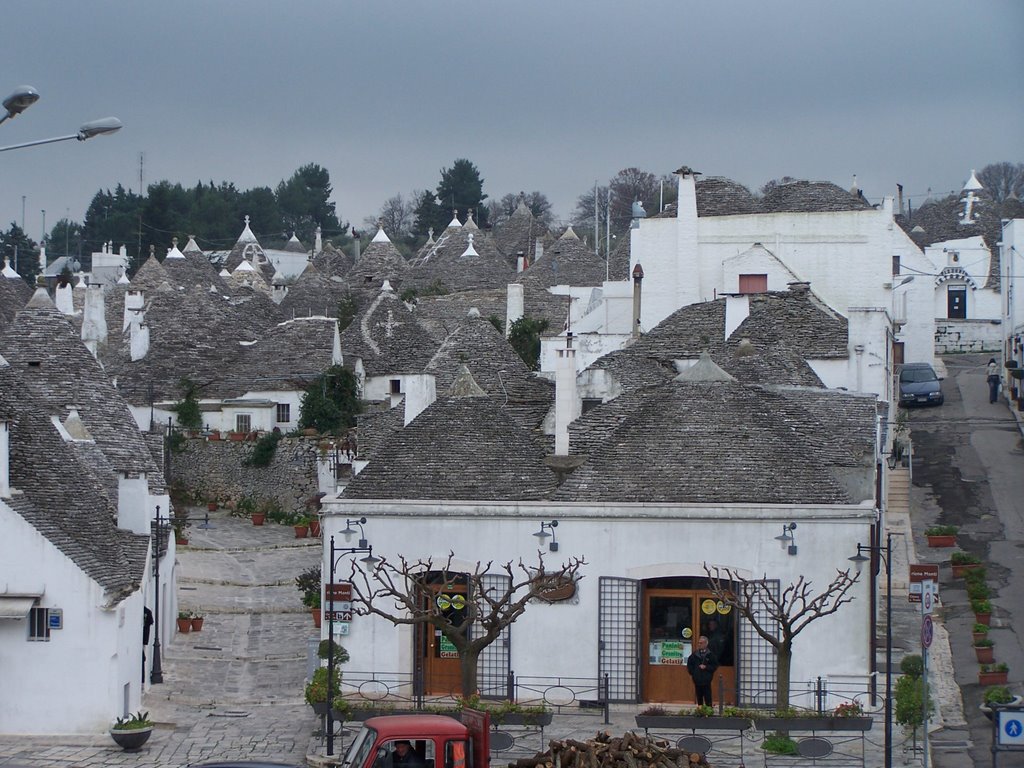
533,520,559,552
774,522,798,555
341,516,368,547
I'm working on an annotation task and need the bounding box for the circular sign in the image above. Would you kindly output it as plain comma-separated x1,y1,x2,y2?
436,595,450,610
921,615,934,649
717,601,732,615
682,627,693,639
701,599,717,615
450,594,466,610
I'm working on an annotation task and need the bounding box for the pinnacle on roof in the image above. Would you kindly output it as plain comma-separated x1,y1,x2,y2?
372,225,391,243
183,235,201,252
165,237,185,259
963,170,983,192
560,225,579,241
26,287,54,309
2,258,19,278
219,267,231,276
117,271,131,284
381,279,394,292
448,364,487,398
426,227,435,245
446,211,462,229
514,197,531,215
237,214,258,243
233,258,256,273
849,175,859,195
461,233,479,258
464,211,478,230
673,351,736,382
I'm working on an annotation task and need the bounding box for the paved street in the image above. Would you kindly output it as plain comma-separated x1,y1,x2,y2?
907,353,1024,768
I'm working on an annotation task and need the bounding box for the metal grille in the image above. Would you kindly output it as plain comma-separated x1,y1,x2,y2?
737,579,779,707
598,576,640,703
473,572,511,698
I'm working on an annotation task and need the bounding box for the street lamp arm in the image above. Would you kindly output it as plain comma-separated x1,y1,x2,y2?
0,117,122,153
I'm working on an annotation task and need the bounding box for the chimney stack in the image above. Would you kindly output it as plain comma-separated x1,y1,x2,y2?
554,334,580,455
631,263,644,338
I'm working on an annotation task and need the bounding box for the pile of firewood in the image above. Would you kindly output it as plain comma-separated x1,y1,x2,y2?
509,731,711,768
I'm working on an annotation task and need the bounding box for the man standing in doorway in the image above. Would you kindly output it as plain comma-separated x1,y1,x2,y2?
687,636,719,707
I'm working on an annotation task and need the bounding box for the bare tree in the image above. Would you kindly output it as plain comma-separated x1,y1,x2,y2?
704,564,860,709
976,162,1024,203
348,551,586,695
488,191,555,228
364,191,421,240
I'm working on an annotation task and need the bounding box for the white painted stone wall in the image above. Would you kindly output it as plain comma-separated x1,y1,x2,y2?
0,504,145,734
322,499,875,702
1003,220,1024,349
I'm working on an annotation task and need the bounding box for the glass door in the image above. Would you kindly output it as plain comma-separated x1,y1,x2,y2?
643,591,693,702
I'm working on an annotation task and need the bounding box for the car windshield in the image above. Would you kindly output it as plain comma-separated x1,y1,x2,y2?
900,368,936,384
341,727,378,768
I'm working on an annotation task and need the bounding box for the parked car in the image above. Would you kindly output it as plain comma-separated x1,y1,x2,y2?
899,363,944,406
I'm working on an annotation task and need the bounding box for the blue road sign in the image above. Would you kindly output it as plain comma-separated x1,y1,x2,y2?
999,712,1024,746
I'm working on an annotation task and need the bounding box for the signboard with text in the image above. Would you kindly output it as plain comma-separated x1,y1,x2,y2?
909,564,939,603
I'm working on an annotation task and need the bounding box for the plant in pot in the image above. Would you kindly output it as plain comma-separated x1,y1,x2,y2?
924,524,958,547
950,550,982,577
110,710,155,751
972,623,990,644
172,512,190,545
304,666,341,716
296,565,322,627
966,579,991,602
980,663,1009,686
972,598,993,626
293,515,311,539
176,611,192,633
895,661,932,746
981,686,1022,720
974,636,995,664
190,612,204,632
236,495,262,525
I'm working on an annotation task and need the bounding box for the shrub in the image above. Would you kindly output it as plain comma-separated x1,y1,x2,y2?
112,711,153,730
171,377,203,431
973,623,990,634
924,525,957,536
974,637,994,648
951,551,981,565
304,666,341,705
296,566,321,608
245,429,282,467
894,675,931,732
964,567,988,585
761,733,798,755
317,639,350,663
981,663,1009,673
972,599,993,614
983,686,1015,706
967,581,991,601
900,654,924,679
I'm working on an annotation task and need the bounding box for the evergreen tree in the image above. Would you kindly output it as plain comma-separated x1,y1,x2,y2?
275,163,342,242
436,158,488,227
298,365,361,434
0,222,38,285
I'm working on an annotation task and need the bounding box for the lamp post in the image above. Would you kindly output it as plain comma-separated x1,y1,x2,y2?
325,529,379,756
850,531,892,768
0,116,122,153
151,505,169,684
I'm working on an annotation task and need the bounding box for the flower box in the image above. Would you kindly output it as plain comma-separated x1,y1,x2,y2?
753,716,873,732
491,712,553,727
952,563,983,578
979,670,1009,686
926,535,957,548
635,715,751,731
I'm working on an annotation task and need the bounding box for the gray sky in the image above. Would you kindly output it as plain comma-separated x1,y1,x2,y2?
1,0,1021,250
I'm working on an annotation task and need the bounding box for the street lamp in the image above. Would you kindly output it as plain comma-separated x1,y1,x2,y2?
0,116,122,153
0,85,39,126
325,533,380,756
151,505,170,684
850,532,892,768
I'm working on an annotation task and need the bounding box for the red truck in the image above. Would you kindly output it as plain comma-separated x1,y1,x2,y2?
339,711,491,768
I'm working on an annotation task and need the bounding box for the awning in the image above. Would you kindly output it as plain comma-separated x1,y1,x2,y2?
0,596,37,619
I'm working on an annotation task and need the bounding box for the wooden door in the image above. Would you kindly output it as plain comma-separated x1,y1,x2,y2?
422,584,467,696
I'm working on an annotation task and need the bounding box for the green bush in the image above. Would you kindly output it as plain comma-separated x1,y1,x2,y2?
304,666,341,705
761,733,798,755
972,599,992,614
900,654,924,679
171,377,203,431
894,675,931,732
983,686,1015,706
951,551,981,565
318,639,350,663
245,430,282,467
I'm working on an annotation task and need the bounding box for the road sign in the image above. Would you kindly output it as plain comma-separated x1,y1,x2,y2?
909,564,939,603
922,581,936,615
324,610,353,622
921,614,933,649
999,711,1024,745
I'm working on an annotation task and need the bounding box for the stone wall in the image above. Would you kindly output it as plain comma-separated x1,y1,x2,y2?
170,436,322,514
935,318,1002,354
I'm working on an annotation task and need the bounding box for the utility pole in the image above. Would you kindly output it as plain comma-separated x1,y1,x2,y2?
21,195,25,230
593,181,599,257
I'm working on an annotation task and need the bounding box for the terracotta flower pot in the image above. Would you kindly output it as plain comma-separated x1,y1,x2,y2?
927,535,956,548
309,519,321,537
952,563,982,578
251,513,266,526
176,617,192,633
294,524,309,539
979,670,1009,686
176,536,189,546
312,608,322,628
975,646,995,664
191,617,204,632
976,612,992,626
207,502,218,512
973,631,989,644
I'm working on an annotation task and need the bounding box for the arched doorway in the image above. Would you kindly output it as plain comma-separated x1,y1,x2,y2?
642,577,737,704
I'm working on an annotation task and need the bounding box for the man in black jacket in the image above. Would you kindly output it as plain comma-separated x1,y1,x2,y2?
686,636,719,706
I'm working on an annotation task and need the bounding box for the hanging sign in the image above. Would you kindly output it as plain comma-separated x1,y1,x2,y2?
717,601,732,615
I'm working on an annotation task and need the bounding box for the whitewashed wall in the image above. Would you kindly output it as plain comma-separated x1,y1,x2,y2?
321,499,875,701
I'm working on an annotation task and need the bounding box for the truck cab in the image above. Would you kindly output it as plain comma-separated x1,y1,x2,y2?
340,712,490,768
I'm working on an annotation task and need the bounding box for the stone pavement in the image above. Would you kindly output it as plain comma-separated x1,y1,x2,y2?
0,497,964,768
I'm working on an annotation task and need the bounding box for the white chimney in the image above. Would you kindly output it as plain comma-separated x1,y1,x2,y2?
314,225,323,254
54,282,74,315
81,284,108,355
535,238,544,264
724,295,750,341
554,335,580,455
123,290,144,331
403,374,437,426
130,321,150,361
516,252,526,273
38,244,46,272
506,284,524,336
0,416,10,498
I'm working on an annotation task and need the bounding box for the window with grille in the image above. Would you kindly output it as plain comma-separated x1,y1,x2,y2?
276,403,290,423
598,576,640,702
236,414,252,433
892,255,901,276
737,579,780,707
28,606,50,641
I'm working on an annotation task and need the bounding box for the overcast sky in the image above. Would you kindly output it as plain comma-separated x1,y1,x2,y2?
1,0,1021,250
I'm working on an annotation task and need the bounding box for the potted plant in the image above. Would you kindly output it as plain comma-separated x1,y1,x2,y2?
966,579,991,602
980,686,1022,720
924,525,957,547
310,515,322,538
331,695,353,723
972,598,993,626
895,660,931,745
293,516,310,539
172,511,190,545
974,637,995,664
236,495,262,525
176,611,192,633
950,551,982,578
109,710,155,751
191,612,204,632
760,733,798,755
304,666,341,716
972,623,990,644
296,565,322,627
980,663,1009,686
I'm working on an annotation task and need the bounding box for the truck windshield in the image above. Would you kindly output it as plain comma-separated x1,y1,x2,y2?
342,726,378,768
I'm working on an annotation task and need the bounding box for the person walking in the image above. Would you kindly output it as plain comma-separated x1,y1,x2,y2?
987,358,1000,403
687,636,719,707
